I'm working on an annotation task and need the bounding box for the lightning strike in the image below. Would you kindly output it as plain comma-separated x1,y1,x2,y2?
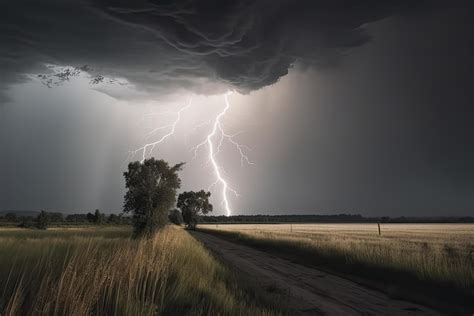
129,92,253,216
128,98,192,162
35,64,253,216
192,92,253,216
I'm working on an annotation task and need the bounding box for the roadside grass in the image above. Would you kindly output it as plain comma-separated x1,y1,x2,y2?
198,223,474,314
0,226,280,315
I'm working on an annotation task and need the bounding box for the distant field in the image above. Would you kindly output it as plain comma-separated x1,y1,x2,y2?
0,226,279,315
199,223,474,312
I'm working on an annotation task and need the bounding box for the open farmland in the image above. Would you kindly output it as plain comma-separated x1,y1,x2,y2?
198,223,474,313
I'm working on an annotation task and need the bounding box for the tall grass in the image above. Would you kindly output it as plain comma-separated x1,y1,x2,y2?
0,226,278,315
199,223,474,312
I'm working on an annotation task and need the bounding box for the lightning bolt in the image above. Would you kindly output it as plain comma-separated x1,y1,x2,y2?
128,92,253,216
34,64,253,215
192,92,253,216
128,98,192,162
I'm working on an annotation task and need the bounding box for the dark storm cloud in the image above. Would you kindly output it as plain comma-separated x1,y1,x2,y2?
1,0,472,216
0,0,455,100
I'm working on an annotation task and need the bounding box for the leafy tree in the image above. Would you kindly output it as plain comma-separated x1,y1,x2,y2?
66,214,88,223
177,190,213,229
36,210,49,230
108,213,120,224
168,209,183,225
48,212,63,223
86,212,95,223
94,209,105,224
18,216,34,228
123,158,184,238
5,213,17,222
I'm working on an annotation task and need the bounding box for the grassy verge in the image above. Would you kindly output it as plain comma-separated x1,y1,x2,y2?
0,226,280,315
197,226,474,314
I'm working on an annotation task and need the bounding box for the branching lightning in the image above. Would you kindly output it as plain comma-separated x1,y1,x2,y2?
128,98,193,162
129,92,253,216
191,92,253,216
33,64,253,216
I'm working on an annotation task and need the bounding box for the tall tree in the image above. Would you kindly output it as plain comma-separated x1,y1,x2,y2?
94,209,105,224
168,209,183,225
124,158,184,237
86,212,95,223
36,210,49,230
177,190,213,229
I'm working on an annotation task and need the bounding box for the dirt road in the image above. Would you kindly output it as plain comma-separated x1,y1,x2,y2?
190,230,441,315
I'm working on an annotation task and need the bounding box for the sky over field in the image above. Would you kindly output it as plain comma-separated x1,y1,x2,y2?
0,0,473,216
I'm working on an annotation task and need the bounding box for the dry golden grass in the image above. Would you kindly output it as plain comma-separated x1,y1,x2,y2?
200,223,474,289
0,226,278,315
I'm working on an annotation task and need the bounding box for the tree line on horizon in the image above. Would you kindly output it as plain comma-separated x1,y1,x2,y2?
2,209,473,229
0,158,214,233
2,210,473,229
199,214,474,224
0,209,131,229
2,156,472,232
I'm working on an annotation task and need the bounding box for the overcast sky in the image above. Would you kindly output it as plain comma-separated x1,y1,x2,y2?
0,0,472,216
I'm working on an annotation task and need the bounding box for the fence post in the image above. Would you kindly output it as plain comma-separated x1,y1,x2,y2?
378,223,381,236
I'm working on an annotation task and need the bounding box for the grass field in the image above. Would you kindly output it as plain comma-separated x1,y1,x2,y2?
0,226,279,315
2,223,472,314
199,223,474,312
